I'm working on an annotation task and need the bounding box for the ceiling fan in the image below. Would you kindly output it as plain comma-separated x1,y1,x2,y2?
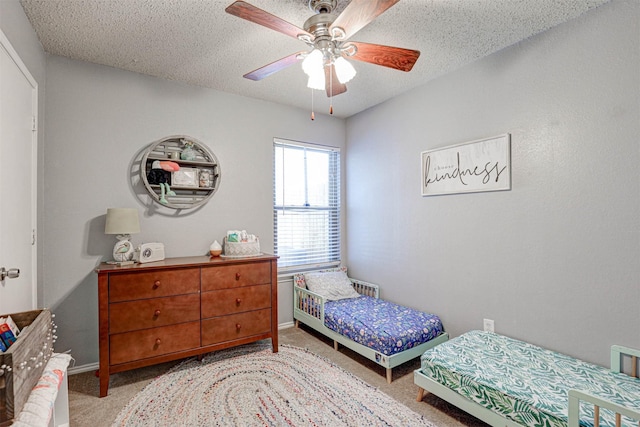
225,0,420,99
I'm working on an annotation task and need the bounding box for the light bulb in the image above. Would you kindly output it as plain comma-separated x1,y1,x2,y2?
334,56,356,84
307,70,325,90
302,49,324,76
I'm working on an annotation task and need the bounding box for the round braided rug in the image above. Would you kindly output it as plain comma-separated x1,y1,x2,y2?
113,343,436,427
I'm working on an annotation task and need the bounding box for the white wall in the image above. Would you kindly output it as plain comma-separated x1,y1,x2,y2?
345,0,639,367
0,0,48,304
43,57,346,366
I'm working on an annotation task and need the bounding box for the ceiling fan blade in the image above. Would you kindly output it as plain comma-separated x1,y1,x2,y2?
243,51,306,81
325,64,347,97
226,1,312,40
330,0,400,40
348,42,420,72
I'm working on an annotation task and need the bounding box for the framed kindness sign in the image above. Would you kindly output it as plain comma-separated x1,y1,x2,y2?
421,134,511,197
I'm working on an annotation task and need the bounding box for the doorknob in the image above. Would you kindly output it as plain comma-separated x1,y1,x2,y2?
0,267,20,280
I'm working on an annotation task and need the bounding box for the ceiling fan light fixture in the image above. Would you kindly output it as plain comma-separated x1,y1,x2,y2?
227,1,421,104
307,69,325,90
302,49,324,76
334,56,356,84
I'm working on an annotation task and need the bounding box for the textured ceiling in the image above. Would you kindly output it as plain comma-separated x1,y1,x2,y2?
20,0,610,118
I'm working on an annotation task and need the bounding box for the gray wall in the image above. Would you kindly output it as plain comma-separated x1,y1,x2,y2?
0,0,45,83
345,0,639,367
2,0,347,369
3,0,638,371
42,57,346,367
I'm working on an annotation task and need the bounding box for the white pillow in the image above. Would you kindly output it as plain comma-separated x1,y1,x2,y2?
304,270,360,301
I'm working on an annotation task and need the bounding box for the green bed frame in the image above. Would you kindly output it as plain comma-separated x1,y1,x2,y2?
293,275,449,383
414,342,640,427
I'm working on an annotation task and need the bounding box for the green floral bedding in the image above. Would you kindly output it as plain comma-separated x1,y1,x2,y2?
420,330,640,427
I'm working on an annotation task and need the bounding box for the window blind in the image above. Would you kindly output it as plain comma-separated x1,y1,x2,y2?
273,138,341,271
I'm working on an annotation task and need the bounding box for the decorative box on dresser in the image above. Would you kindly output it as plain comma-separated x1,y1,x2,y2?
95,254,278,397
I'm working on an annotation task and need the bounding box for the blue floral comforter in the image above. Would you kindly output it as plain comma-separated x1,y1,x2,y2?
420,330,640,427
324,296,443,356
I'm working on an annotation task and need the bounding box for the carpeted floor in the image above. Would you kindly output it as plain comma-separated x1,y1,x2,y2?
68,325,489,426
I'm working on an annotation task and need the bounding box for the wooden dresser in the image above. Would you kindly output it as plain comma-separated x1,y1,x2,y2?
95,254,277,397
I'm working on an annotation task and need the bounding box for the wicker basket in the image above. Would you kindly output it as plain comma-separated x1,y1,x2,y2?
223,239,261,257
0,309,54,426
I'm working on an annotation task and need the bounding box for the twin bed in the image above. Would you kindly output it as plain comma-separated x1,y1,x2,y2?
415,330,640,427
292,268,639,426
292,268,448,383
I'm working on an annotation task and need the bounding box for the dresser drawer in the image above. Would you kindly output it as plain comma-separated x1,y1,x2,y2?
109,268,200,302
109,294,200,334
109,321,200,365
201,284,270,318
201,309,271,345
201,261,271,291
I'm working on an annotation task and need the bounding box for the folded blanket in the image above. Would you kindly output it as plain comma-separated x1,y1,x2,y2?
12,353,72,427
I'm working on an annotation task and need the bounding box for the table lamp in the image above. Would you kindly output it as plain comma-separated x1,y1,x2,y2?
105,208,140,263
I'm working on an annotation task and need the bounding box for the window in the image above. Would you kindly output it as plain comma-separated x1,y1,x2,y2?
273,139,341,271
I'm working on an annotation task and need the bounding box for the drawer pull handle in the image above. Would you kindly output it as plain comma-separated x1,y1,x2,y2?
235,323,241,330
154,310,161,317
155,338,161,345
236,298,242,305
235,272,241,281
153,280,161,289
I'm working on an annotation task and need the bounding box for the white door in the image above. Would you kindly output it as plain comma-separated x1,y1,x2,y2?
0,30,38,313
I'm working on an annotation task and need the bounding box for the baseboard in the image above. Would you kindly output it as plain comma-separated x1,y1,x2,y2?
69,362,99,375
278,321,294,330
69,322,295,375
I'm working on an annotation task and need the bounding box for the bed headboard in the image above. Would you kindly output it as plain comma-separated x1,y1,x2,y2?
293,266,348,289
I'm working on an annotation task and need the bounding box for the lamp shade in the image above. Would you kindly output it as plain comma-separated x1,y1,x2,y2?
307,71,325,90
105,208,140,235
334,57,356,84
302,49,323,76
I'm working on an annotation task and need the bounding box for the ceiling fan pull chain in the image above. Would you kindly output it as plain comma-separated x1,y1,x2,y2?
329,67,334,115
311,88,315,121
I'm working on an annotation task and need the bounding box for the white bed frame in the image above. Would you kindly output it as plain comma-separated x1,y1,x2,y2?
293,276,449,383
414,343,640,427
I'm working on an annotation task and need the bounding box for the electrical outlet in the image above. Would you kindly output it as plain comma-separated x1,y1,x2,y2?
483,318,495,332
